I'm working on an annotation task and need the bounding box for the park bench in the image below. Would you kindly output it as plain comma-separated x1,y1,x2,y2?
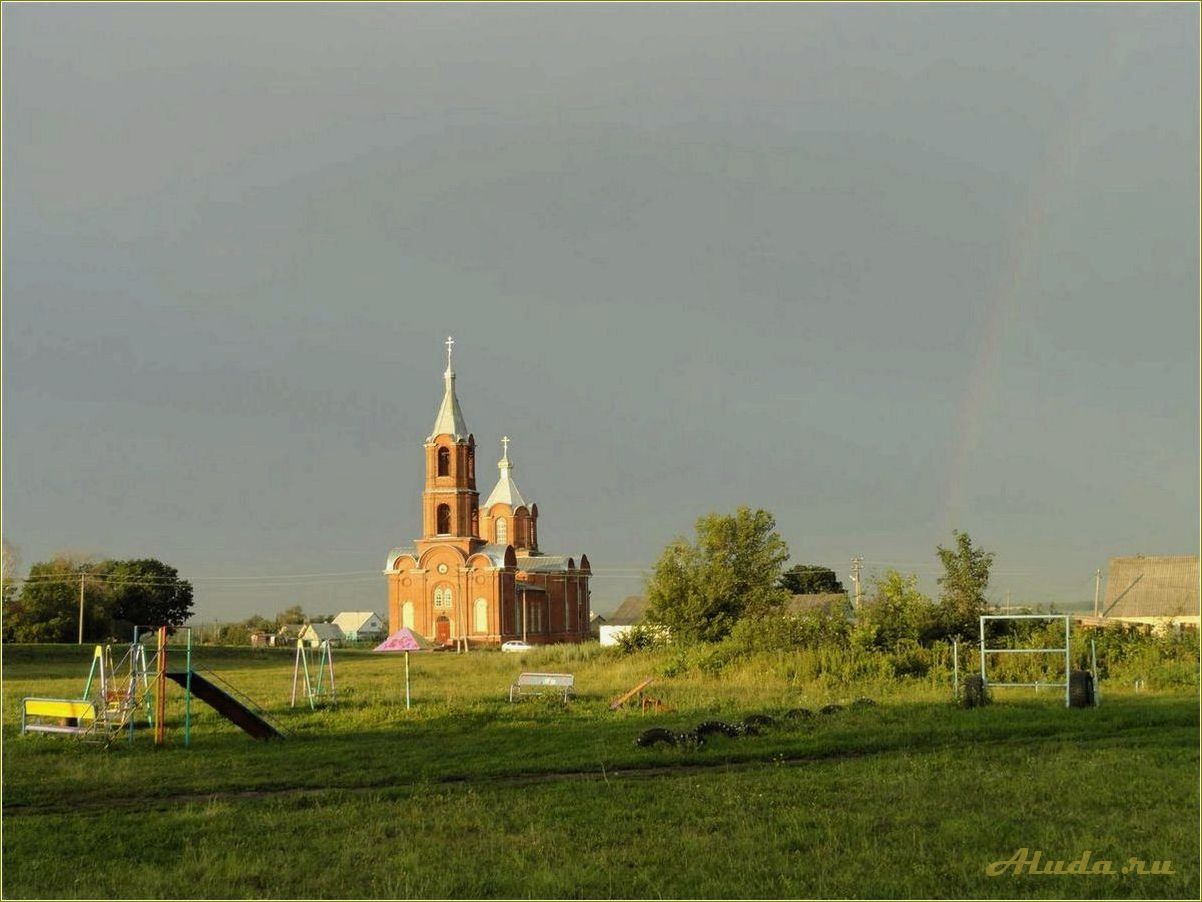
21,697,100,738
508,672,574,703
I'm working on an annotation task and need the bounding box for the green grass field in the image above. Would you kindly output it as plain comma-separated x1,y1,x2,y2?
2,642,1198,898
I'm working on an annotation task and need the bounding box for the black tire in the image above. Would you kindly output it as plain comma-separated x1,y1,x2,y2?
695,720,740,740
819,703,843,715
1068,670,1096,708
851,697,877,709
675,730,703,748
742,713,776,728
635,727,678,748
963,674,989,708
783,707,814,721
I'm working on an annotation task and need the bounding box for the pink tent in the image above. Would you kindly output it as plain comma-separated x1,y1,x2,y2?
373,628,432,708
373,628,432,653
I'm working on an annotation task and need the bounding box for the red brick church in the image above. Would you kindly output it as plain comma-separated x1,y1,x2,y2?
384,338,591,646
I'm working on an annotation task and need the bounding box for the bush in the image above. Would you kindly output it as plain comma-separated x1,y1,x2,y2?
615,625,666,654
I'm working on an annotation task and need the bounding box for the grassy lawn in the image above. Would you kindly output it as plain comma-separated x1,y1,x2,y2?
2,642,1198,898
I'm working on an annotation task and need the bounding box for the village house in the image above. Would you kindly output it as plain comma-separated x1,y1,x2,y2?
332,611,387,643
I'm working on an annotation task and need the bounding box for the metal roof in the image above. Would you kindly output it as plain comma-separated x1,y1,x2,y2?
385,546,417,570
1102,555,1200,619
332,612,385,633
469,544,513,567
516,554,573,572
608,595,648,625
482,437,528,509
301,622,345,641
427,350,469,441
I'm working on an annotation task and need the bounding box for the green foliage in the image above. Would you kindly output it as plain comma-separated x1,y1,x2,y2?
646,507,790,643
615,624,665,654
856,570,936,650
779,564,844,595
96,559,193,629
5,555,104,643
3,555,193,642
935,530,995,639
275,605,306,629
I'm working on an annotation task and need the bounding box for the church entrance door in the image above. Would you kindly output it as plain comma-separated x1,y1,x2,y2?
434,616,451,645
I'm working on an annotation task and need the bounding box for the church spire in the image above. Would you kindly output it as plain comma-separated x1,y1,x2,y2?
483,435,528,509
428,335,469,441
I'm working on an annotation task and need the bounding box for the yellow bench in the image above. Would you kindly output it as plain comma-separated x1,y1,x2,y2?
21,697,99,736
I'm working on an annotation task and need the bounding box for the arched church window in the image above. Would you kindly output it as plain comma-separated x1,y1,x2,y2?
474,598,488,634
436,504,452,535
495,517,507,544
471,504,479,537
467,450,475,480
437,446,450,477
402,601,415,629
434,586,453,609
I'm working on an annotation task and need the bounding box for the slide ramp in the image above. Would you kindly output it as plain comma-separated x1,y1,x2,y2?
164,670,283,740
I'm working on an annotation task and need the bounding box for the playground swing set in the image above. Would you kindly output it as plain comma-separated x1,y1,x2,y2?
290,638,337,709
21,626,283,745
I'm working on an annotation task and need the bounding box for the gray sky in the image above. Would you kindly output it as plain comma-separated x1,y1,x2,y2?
3,3,1198,621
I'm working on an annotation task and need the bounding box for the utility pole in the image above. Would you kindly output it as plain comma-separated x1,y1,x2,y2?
850,557,863,610
1093,568,1102,618
77,572,85,644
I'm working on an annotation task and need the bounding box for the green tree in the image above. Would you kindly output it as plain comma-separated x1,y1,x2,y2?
779,564,845,595
2,539,21,641
857,570,934,649
98,559,194,629
7,555,106,642
276,605,306,628
936,530,995,640
645,507,790,643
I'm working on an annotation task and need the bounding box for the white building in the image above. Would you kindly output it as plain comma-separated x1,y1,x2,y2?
332,611,387,642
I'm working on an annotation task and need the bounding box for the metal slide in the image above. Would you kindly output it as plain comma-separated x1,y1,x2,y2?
163,671,283,740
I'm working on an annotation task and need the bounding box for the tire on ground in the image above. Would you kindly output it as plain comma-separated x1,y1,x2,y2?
783,707,814,720
962,674,989,708
695,720,740,739
636,727,678,748
1068,670,1096,708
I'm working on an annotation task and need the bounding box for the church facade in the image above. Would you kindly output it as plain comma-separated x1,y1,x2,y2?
384,339,591,646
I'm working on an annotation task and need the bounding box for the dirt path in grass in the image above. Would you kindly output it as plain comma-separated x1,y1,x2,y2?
0,734,1021,817
6,720,1185,818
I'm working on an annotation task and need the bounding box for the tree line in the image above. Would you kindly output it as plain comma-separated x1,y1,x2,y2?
644,507,994,647
2,550,194,643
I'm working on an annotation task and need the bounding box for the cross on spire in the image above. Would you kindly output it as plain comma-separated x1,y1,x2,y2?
501,435,510,459
445,335,455,369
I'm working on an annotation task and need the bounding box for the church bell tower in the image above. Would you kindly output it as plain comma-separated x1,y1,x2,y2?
416,337,484,556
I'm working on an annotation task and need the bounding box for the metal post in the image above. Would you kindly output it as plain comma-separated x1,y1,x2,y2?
327,641,336,705
522,593,528,644
184,628,192,748
952,638,959,700
1063,616,1071,708
1091,638,1099,707
1093,569,1102,618
404,651,411,710
978,616,987,683
154,627,167,746
291,640,302,708
78,573,85,644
